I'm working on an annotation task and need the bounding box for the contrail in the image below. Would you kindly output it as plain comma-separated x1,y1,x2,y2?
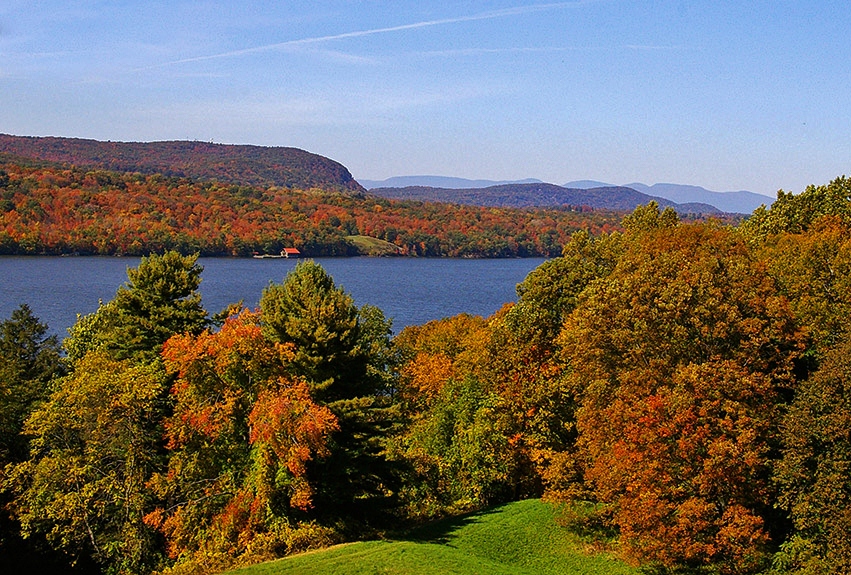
145,2,575,69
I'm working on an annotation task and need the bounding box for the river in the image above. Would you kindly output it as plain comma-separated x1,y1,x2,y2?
0,256,547,337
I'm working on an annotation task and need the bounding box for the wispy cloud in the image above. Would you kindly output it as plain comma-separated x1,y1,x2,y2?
416,46,590,57
411,43,687,59
623,44,687,52
142,2,577,70
136,81,507,132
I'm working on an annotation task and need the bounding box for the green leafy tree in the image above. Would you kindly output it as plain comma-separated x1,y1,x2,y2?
481,308,577,505
775,336,851,574
393,304,572,517
746,180,851,573
510,229,621,353
0,305,64,464
741,175,851,240
620,200,680,233
7,353,168,575
757,216,851,355
401,375,520,513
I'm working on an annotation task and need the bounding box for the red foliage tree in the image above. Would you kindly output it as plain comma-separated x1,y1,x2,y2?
557,220,803,573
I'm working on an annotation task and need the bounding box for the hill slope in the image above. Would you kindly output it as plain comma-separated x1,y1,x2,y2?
360,175,543,189
0,161,621,257
623,182,773,214
369,183,721,214
565,180,773,214
225,500,638,575
0,134,363,192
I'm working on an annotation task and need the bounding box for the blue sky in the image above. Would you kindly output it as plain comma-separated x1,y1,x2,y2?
2,1,849,196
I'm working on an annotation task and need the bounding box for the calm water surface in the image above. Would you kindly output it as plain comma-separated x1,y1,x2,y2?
0,257,547,337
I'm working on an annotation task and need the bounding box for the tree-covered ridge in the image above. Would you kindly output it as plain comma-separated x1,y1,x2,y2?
0,134,362,193
369,182,723,214
0,162,621,257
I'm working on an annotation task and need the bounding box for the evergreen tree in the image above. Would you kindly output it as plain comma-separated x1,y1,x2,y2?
0,305,64,464
260,261,401,527
0,305,78,574
65,251,207,362
260,260,363,400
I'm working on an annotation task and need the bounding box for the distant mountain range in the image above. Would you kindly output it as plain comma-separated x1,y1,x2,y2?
359,175,545,190
363,176,776,214
367,183,721,215
0,134,775,214
0,134,363,193
565,180,774,215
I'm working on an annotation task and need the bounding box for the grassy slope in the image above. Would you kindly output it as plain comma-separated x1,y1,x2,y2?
226,500,639,575
345,235,402,256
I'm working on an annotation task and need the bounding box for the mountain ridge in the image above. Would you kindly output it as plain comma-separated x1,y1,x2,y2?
360,175,544,189
565,180,773,214
365,176,775,214
0,134,363,193
622,182,773,214
368,182,721,215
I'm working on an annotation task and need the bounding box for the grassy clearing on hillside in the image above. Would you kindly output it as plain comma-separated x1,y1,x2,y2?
225,499,639,575
346,235,402,256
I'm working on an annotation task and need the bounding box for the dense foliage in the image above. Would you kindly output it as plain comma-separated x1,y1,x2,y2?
560,218,802,572
0,162,620,257
0,134,362,192
0,305,63,465
2,175,851,575
147,310,340,572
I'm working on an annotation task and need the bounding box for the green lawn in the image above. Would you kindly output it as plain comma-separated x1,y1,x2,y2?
225,499,639,575
345,235,402,256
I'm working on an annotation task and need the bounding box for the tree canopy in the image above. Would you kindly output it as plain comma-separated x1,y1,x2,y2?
65,251,207,362
558,222,803,572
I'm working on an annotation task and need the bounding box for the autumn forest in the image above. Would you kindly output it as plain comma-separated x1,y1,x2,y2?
2,150,851,575
0,160,623,258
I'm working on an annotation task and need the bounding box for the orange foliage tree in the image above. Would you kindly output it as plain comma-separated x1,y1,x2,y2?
146,310,338,572
556,217,803,573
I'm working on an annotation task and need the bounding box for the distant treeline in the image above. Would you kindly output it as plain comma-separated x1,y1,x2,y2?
0,162,622,258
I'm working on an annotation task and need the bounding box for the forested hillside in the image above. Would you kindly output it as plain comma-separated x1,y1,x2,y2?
368,182,722,214
0,134,363,192
0,161,620,257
